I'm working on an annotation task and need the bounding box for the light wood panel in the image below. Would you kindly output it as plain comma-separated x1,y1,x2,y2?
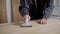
0,0,7,23
11,0,23,22
0,18,60,34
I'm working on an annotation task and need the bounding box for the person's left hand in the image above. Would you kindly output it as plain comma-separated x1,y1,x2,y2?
37,19,47,24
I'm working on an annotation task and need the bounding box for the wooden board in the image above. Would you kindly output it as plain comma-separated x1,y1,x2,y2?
0,18,60,34
11,0,23,22
0,0,7,23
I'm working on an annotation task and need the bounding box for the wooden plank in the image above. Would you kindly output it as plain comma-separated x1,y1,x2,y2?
11,0,23,22
0,18,60,34
0,0,7,23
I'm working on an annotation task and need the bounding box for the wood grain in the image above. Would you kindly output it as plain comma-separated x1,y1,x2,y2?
0,0,7,23
11,0,23,22
0,18,60,34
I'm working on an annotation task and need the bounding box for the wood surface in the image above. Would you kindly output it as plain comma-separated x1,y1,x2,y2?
0,0,7,23
11,0,23,22
0,18,60,34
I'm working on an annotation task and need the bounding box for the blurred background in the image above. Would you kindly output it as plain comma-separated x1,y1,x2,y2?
0,0,60,23
0,0,60,34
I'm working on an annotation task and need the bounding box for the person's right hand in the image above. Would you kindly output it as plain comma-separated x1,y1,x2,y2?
23,15,31,21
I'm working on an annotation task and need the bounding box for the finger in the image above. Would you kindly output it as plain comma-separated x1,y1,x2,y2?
38,20,43,24
42,20,47,24
40,20,43,24
41,20,44,24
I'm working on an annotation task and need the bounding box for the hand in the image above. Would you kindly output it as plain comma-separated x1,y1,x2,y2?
23,15,31,21
37,19,47,24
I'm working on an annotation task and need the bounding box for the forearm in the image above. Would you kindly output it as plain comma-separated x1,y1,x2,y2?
19,7,29,16
19,0,29,16
43,0,54,19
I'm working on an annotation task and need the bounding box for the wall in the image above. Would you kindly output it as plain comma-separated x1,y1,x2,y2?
6,0,12,23
0,0,7,23
11,0,23,22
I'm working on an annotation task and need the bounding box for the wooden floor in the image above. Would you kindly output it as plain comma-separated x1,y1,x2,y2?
0,18,60,34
